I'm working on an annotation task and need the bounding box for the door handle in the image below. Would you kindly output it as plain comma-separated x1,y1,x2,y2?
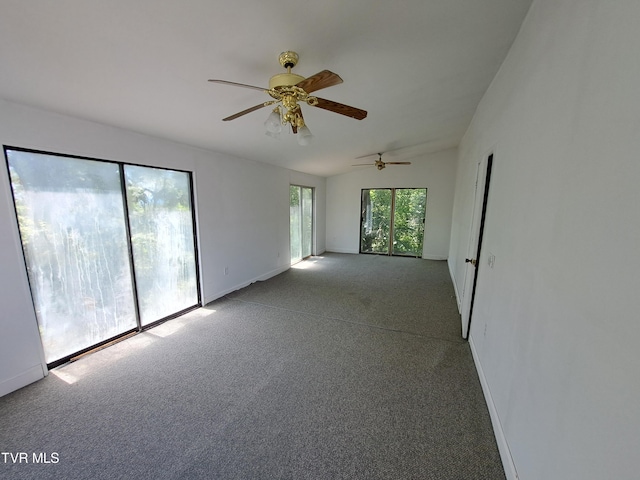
465,258,477,266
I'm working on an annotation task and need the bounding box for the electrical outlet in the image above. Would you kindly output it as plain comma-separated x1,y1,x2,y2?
488,253,496,269
224,267,229,275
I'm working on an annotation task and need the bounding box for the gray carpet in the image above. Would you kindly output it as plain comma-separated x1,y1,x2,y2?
0,253,505,479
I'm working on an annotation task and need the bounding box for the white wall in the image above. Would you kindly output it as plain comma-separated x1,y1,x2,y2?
326,148,457,259
448,1,640,479
0,98,326,396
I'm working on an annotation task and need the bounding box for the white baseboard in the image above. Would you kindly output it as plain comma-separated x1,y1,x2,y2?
324,248,358,254
0,364,46,397
423,254,448,260
325,249,448,259
469,336,519,480
203,264,290,305
448,258,463,312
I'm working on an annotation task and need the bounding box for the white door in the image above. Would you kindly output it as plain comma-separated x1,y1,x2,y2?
461,154,493,339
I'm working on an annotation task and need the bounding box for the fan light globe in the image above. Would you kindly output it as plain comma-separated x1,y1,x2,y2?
264,110,282,134
297,125,313,146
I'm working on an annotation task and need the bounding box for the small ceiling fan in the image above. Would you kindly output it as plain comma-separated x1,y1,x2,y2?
353,153,411,171
208,51,367,144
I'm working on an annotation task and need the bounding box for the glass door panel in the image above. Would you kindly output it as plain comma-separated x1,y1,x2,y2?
290,186,302,264
301,187,313,258
360,189,392,254
124,165,199,326
7,150,137,363
290,185,313,264
392,188,427,257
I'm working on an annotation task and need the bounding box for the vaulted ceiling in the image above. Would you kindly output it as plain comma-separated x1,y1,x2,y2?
0,0,532,177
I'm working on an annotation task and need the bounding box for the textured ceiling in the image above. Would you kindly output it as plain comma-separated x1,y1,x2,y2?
0,0,532,177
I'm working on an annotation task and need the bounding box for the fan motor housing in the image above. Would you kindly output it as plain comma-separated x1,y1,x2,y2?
269,73,305,90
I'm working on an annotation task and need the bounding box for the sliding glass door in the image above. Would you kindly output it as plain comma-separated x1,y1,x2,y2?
360,188,392,254
125,166,199,325
392,188,427,257
290,185,313,264
360,188,427,257
6,150,137,363
6,148,200,365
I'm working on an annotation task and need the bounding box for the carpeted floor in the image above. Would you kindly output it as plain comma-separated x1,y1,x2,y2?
0,253,505,479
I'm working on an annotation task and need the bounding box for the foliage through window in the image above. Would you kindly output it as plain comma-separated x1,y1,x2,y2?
360,188,426,257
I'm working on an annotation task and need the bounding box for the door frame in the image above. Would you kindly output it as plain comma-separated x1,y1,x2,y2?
461,152,494,339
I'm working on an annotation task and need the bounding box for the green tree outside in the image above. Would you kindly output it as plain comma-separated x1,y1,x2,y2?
361,188,426,256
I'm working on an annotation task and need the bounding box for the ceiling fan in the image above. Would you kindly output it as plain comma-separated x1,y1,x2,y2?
353,153,412,171
208,51,367,145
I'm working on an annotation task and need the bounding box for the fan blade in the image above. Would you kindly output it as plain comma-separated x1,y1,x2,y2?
313,98,367,120
351,163,374,166
222,103,267,121
385,162,412,165
296,70,343,93
354,153,379,160
208,79,266,92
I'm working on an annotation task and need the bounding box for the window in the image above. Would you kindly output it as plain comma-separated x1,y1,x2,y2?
360,188,427,257
5,147,200,366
